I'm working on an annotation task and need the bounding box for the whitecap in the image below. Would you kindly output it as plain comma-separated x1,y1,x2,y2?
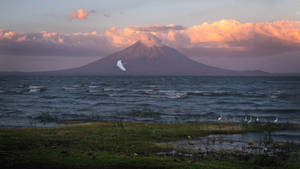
160,90,187,99
187,90,226,96
28,85,46,93
270,95,278,99
88,85,100,88
144,85,158,88
88,89,98,93
109,93,123,97
72,84,81,88
143,89,159,95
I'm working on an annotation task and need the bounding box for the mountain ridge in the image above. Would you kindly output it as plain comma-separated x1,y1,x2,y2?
1,41,297,76
60,41,269,76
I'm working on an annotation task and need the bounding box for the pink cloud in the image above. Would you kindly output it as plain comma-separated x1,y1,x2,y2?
16,36,27,42
0,29,16,40
183,20,300,48
0,29,112,56
71,8,95,20
1,19,300,58
105,24,185,47
105,20,300,53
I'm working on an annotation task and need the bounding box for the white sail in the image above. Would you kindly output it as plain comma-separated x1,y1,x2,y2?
116,60,126,71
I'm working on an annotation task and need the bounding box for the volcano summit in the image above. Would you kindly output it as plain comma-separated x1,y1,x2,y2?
1,36,269,76
52,39,267,76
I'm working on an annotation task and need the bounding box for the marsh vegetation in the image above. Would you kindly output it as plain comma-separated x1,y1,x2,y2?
0,121,299,169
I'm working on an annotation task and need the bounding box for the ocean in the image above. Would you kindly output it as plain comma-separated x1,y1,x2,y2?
0,76,299,128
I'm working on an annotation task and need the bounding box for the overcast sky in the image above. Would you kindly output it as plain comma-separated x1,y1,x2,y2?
1,0,300,73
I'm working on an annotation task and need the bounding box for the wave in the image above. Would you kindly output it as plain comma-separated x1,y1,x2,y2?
270,95,278,99
186,90,268,98
72,84,82,88
187,90,244,97
40,95,60,99
108,93,136,97
145,90,231,99
88,89,101,93
88,92,109,97
61,87,271,100
103,88,127,92
143,85,159,88
161,90,188,99
88,85,101,89
142,89,160,95
88,88,111,96
63,87,77,91
186,90,225,96
139,89,187,99
140,89,247,99
28,85,47,93
91,82,111,86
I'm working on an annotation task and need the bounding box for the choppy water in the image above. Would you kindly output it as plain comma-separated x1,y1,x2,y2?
0,76,300,128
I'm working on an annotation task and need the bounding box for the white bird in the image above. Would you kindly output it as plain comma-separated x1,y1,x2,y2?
274,117,278,123
217,114,223,121
256,116,259,122
116,60,126,71
248,116,252,123
244,115,248,122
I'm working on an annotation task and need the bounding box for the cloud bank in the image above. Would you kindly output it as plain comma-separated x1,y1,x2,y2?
106,20,300,53
1,19,300,72
1,20,300,56
0,29,111,56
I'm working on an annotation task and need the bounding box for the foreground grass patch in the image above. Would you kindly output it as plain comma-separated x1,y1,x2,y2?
0,121,299,169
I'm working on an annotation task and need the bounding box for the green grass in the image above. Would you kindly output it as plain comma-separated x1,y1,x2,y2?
0,121,299,169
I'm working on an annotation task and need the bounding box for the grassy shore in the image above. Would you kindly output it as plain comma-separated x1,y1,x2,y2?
0,121,299,169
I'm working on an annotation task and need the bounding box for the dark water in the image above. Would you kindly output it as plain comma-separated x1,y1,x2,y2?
0,76,300,128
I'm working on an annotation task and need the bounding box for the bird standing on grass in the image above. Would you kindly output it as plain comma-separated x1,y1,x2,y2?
244,115,248,122
274,117,278,123
248,116,252,123
217,114,223,121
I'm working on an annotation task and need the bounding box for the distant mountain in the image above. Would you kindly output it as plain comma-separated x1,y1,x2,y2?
2,40,295,76
25,41,269,76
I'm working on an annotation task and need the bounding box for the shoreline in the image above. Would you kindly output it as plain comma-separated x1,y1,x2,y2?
1,121,300,169
2,119,300,129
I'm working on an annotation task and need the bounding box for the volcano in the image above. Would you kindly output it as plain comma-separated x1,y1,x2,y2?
53,40,267,76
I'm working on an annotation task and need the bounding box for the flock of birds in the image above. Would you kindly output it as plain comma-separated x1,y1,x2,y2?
217,114,279,123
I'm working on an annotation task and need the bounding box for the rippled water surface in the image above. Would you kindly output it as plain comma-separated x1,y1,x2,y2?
0,76,299,127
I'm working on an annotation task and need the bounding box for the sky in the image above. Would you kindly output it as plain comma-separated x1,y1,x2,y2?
1,0,300,73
